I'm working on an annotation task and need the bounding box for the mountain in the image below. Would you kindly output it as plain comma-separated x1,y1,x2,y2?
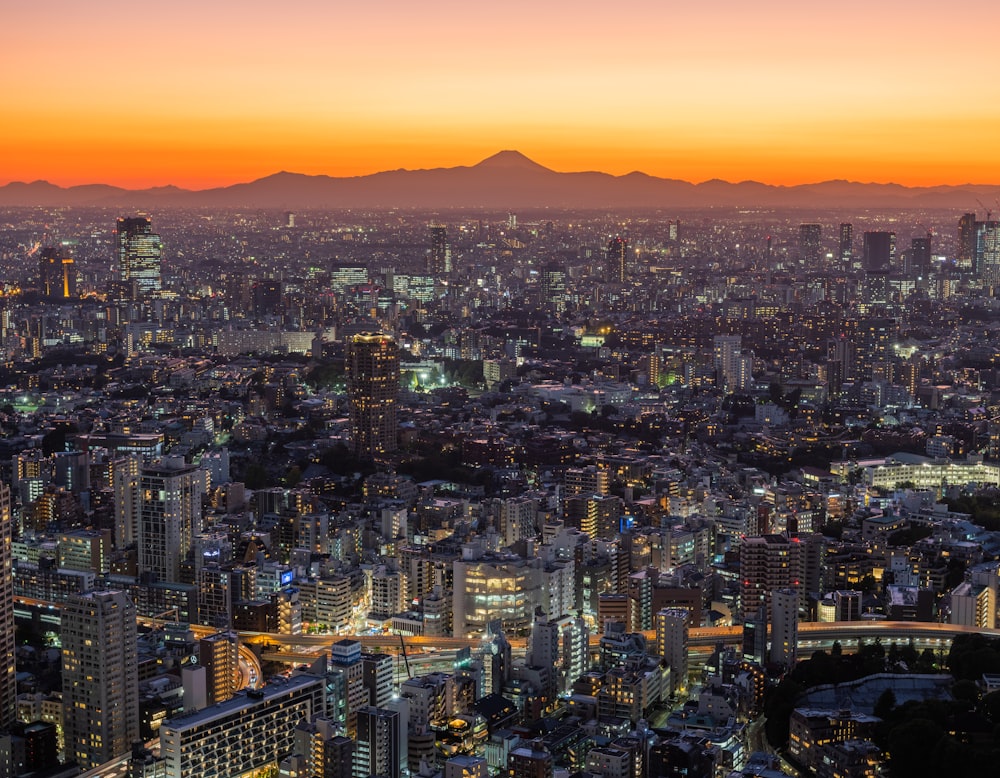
2,153,999,210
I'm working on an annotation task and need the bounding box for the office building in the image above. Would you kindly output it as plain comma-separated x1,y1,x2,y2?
428,224,451,276
137,459,205,583
606,236,627,283
116,215,162,295
975,220,1000,287
839,223,853,267
862,231,895,271
540,263,567,313
346,334,400,460
160,675,324,778
798,223,822,265
62,590,139,769
353,706,400,778
0,484,13,731
38,247,76,298
958,212,977,268
909,234,931,277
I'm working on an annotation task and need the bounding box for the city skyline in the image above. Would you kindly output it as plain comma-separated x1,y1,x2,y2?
4,1,1000,189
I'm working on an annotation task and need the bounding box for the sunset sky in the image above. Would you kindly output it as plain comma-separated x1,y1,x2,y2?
3,0,1000,189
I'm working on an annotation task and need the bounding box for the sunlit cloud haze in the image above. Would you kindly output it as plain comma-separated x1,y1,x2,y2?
3,0,999,188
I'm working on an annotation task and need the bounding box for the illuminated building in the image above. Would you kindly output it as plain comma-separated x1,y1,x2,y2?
739,534,802,622
159,675,324,778
137,459,206,584
0,484,13,731
353,706,400,778
958,212,977,268
605,236,627,283
428,224,451,276
38,247,75,298
798,223,822,265
909,234,931,277
116,215,162,295
199,632,239,705
769,587,798,670
346,334,400,460
974,219,1000,287
62,590,139,769
508,741,554,778
540,263,567,313
839,223,853,267
654,608,689,695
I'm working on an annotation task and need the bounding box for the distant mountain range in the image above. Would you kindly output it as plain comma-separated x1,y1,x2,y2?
3,150,1000,210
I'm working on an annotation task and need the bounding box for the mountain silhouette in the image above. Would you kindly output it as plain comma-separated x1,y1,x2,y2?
2,152,998,210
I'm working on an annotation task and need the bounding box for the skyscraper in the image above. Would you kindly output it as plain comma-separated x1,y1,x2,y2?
0,484,13,731
606,236,627,283
798,223,822,265
137,459,205,583
428,224,451,276
909,234,932,277
540,263,567,313
116,215,162,296
974,220,1000,287
769,588,799,670
346,334,400,460
862,231,895,271
838,223,853,267
62,590,139,770
958,212,977,269
38,247,75,298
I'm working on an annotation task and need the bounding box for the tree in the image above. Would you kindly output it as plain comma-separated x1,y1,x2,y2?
875,688,897,719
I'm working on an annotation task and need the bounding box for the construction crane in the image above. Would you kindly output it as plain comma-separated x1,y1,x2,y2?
397,633,412,679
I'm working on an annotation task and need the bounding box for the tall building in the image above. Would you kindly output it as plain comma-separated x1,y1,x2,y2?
974,220,1000,287
838,223,853,267
137,459,205,583
958,212,977,268
769,588,799,670
798,224,822,265
199,632,239,705
540,263,567,313
605,236,627,283
428,224,451,276
353,706,400,778
38,247,75,298
0,484,13,731
116,216,162,295
713,335,751,392
739,534,802,622
909,234,932,277
62,590,139,770
862,231,895,271
654,608,689,695
346,334,400,460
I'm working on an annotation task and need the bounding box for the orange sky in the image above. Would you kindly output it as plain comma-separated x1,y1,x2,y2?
3,1,1000,189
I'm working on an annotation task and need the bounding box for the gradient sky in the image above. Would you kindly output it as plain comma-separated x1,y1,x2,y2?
3,0,1000,189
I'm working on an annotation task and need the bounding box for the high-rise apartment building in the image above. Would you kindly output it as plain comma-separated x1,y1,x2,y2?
958,212,977,268
116,216,162,295
654,607,689,695
428,224,451,276
975,220,1000,287
713,335,751,392
739,534,802,622
353,706,400,778
540,262,567,313
605,236,627,283
62,590,139,770
346,334,400,460
199,632,239,705
137,459,205,583
769,588,799,670
0,484,13,731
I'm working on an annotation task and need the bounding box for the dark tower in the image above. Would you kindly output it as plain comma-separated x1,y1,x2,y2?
862,231,895,271
910,234,931,277
958,213,977,268
798,224,822,266
839,223,853,267
427,224,450,276
606,236,627,283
